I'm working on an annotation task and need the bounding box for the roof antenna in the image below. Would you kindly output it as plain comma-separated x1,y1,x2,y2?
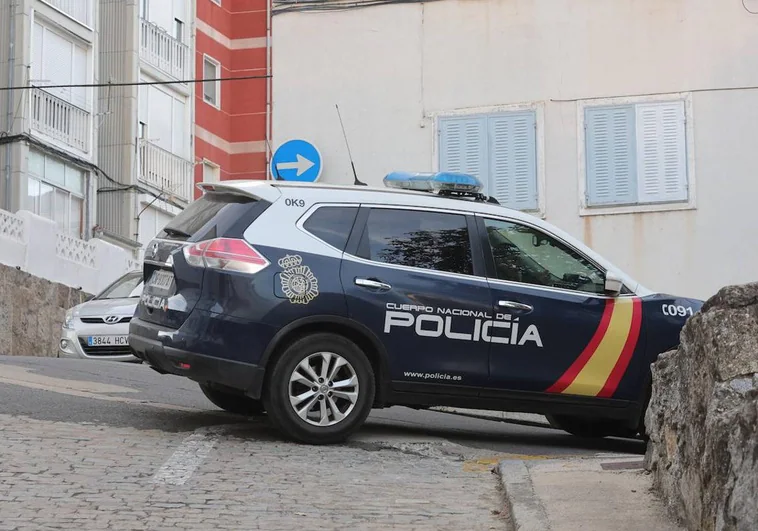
265,138,283,180
335,104,367,186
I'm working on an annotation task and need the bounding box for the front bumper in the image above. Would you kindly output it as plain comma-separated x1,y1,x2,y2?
58,327,140,362
129,317,266,399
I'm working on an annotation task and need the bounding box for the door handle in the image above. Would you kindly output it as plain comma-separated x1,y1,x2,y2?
498,300,533,312
355,278,392,291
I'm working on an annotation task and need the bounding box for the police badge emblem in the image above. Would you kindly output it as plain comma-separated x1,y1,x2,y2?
278,254,319,304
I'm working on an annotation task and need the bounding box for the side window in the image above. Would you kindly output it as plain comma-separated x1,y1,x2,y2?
302,206,358,251
483,218,605,294
358,208,473,275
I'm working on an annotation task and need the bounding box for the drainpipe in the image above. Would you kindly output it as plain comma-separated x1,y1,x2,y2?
4,0,17,211
265,0,272,180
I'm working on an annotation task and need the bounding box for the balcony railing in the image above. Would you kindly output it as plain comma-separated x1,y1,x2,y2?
139,18,190,81
138,140,192,202
31,88,91,153
42,0,93,27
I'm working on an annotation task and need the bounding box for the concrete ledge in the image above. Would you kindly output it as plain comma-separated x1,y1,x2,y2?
497,456,682,531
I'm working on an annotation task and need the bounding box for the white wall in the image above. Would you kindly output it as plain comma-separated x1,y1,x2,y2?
0,208,138,295
272,0,758,300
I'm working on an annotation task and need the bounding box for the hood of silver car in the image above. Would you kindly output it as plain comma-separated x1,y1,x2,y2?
76,298,139,317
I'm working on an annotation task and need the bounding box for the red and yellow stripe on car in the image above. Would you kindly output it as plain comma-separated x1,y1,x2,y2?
547,297,642,398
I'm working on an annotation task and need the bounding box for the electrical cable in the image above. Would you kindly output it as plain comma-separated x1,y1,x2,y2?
272,0,438,15
0,74,270,92
743,0,758,14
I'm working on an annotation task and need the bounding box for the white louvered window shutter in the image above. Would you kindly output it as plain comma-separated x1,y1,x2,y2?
172,98,186,158
585,106,637,206
438,116,487,189
488,112,537,211
635,101,687,204
32,23,43,83
42,27,74,103
72,45,88,110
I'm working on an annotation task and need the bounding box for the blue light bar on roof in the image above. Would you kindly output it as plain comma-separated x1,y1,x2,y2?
383,172,483,194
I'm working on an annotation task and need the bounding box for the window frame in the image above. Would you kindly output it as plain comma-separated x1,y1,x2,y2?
476,213,634,299
201,159,221,183
339,204,484,279
431,102,546,218
577,92,696,217
26,150,87,239
202,55,221,109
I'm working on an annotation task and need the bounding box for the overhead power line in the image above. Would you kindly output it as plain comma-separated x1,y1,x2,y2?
0,74,270,92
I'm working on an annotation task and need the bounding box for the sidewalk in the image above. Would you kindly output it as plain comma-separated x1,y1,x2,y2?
497,455,682,531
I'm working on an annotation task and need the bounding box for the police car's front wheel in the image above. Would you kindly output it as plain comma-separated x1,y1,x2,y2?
264,333,375,445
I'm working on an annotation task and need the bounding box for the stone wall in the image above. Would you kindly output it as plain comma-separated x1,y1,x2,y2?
0,263,92,357
644,282,758,531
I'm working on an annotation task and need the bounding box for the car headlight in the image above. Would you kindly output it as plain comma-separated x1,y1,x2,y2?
63,309,76,329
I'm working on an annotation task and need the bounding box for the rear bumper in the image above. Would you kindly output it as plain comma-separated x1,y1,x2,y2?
129,317,266,399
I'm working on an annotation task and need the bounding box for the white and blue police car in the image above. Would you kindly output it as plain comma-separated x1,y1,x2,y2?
129,172,703,444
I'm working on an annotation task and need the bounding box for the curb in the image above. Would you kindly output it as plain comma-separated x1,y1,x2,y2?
496,460,551,531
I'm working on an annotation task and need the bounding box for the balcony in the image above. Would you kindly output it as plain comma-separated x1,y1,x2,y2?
138,140,192,202
42,0,93,27
30,88,91,153
139,18,190,81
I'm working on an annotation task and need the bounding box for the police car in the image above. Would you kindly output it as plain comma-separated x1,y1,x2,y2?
129,172,703,444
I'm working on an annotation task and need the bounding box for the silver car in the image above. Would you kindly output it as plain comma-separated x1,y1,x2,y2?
58,271,143,362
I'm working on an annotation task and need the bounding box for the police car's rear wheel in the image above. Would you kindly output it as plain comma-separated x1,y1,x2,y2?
199,383,265,416
265,333,375,445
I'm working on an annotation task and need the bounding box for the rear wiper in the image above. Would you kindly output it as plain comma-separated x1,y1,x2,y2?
162,227,191,239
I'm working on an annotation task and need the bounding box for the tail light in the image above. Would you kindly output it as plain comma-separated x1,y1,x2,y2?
183,238,269,274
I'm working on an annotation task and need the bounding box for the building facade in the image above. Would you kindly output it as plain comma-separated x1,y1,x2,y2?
97,0,195,257
0,0,98,240
194,0,270,198
272,0,758,300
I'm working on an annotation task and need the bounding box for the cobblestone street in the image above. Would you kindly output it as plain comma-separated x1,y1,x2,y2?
0,414,504,530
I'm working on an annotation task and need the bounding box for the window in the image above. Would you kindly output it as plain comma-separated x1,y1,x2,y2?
303,207,358,251
174,18,184,42
26,150,86,238
32,21,90,109
211,0,221,5
96,272,143,300
439,111,538,211
484,219,605,294
203,56,220,107
141,83,188,157
202,160,220,183
358,209,473,275
585,100,688,208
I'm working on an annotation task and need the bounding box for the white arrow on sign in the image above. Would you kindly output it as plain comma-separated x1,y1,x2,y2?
275,154,315,177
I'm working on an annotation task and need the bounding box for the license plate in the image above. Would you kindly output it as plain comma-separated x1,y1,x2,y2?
149,270,174,290
87,335,129,347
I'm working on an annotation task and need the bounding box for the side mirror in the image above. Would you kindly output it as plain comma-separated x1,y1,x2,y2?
604,271,624,296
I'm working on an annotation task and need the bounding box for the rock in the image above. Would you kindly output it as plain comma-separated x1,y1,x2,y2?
644,282,758,531
0,263,94,356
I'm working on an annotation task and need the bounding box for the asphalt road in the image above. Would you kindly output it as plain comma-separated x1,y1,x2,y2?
0,355,645,458
0,355,646,530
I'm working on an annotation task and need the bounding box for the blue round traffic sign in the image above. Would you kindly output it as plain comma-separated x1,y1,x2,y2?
271,139,323,182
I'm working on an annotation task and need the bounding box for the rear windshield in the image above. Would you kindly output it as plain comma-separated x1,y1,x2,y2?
96,272,143,299
158,192,259,242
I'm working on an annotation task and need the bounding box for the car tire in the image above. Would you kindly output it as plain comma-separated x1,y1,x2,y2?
264,333,375,445
546,414,629,439
199,383,265,416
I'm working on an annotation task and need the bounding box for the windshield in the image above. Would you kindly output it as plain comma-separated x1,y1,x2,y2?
96,272,143,300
